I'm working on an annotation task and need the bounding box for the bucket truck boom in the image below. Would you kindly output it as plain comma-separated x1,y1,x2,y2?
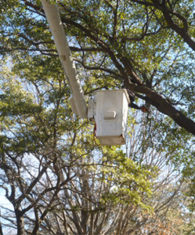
41,0,87,118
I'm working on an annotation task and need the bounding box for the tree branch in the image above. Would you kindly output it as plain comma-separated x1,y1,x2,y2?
131,0,195,50
127,83,195,135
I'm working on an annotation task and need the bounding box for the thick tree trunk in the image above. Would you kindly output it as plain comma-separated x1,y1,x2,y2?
15,209,25,235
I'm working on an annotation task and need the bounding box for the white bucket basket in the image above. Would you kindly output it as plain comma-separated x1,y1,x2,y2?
94,89,130,145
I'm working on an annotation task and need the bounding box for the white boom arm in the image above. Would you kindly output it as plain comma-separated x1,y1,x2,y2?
41,0,87,118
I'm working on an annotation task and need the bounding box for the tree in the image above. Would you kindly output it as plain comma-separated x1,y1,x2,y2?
1,96,193,234
0,58,153,234
0,0,194,234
